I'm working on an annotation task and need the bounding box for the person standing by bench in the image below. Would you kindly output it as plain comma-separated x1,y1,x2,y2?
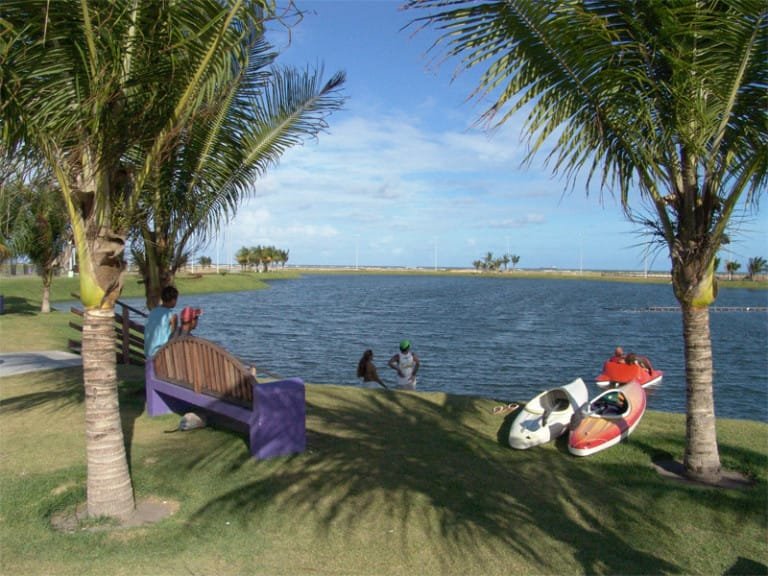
144,286,179,359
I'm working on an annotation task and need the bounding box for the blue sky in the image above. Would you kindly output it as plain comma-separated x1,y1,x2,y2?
204,0,767,271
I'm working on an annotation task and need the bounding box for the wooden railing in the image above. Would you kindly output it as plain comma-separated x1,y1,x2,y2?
68,293,148,365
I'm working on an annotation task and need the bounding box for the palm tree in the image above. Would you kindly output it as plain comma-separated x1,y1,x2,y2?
235,246,251,271
277,248,290,268
482,251,496,271
0,151,69,309
131,53,344,308
746,256,768,280
725,260,741,281
501,253,511,271
510,255,521,271
1,0,276,520
407,0,767,483
11,179,69,313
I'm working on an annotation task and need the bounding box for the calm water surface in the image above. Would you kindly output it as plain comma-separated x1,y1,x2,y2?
129,275,768,421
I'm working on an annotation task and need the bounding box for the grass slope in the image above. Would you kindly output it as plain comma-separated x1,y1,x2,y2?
0,367,766,575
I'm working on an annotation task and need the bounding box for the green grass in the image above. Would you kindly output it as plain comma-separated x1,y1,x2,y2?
0,271,286,352
1,273,766,574
0,270,293,307
0,368,766,575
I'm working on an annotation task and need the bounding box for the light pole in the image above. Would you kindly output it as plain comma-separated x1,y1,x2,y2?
433,236,438,271
216,232,221,274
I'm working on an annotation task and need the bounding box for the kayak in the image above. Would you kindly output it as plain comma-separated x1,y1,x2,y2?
568,381,646,457
508,378,589,450
596,356,663,389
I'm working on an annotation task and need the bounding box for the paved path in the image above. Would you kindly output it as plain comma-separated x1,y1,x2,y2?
0,351,83,377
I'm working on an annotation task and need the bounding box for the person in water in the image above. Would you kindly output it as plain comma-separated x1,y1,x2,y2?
388,339,420,390
357,349,386,388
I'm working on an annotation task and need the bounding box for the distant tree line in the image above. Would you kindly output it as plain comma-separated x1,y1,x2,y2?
719,257,767,281
472,252,520,272
235,245,289,272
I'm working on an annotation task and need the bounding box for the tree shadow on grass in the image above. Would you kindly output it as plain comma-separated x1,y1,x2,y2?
185,387,682,574
0,365,147,474
724,557,768,575
0,295,40,315
0,368,85,410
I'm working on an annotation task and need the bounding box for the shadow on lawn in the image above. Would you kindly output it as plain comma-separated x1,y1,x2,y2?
187,387,683,574
0,295,40,315
0,365,147,474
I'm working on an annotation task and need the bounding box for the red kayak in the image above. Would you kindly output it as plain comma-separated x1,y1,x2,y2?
568,381,647,457
596,355,663,389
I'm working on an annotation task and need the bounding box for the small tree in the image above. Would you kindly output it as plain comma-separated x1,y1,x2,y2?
725,260,741,281
747,257,768,280
236,246,251,271
0,152,68,311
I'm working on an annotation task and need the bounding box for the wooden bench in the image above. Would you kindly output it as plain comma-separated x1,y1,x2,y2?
145,335,305,459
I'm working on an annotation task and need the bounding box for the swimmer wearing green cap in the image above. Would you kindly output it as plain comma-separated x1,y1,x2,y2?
388,339,420,390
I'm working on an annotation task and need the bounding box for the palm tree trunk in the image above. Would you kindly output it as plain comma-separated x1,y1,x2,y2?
82,308,135,520
681,304,722,483
41,267,53,313
41,284,51,313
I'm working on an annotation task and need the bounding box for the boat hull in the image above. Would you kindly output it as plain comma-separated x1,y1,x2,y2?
508,378,589,450
596,358,663,389
568,381,646,457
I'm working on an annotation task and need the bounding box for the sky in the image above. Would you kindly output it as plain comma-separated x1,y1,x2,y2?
202,0,768,272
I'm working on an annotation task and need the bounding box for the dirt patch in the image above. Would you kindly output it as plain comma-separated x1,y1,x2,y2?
51,496,179,533
652,459,754,490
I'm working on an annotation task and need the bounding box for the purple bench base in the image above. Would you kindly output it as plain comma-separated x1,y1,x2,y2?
145,361,306,459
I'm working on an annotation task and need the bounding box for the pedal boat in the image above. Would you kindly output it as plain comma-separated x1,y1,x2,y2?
508,378,589,450
568,381,646,457
596,356,663,389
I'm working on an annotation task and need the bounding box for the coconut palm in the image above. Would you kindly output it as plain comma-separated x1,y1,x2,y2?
1,0,277,520
746,256,768,280
130,48,344,308
9,179,69,313
0,151,69,306
407,0,767,482
235,246,251,270
725,260,742,280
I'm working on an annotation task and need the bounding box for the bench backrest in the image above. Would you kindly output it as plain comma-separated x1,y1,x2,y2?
152,336,256,405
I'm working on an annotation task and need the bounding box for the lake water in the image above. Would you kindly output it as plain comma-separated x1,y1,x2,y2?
120,275,768,421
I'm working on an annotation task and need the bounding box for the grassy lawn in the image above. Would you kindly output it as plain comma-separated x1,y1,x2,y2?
0,272,285,352
0,273,766,574
0,367,766,575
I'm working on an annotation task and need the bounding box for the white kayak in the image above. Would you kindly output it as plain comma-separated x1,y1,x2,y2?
508,378,589,450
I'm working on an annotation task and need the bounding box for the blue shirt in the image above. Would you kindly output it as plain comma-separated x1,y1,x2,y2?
144,306,176,358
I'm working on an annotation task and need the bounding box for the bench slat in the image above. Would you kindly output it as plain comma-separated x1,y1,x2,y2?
145,336,305,459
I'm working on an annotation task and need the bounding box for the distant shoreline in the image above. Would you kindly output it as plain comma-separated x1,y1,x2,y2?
279,265,767,290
